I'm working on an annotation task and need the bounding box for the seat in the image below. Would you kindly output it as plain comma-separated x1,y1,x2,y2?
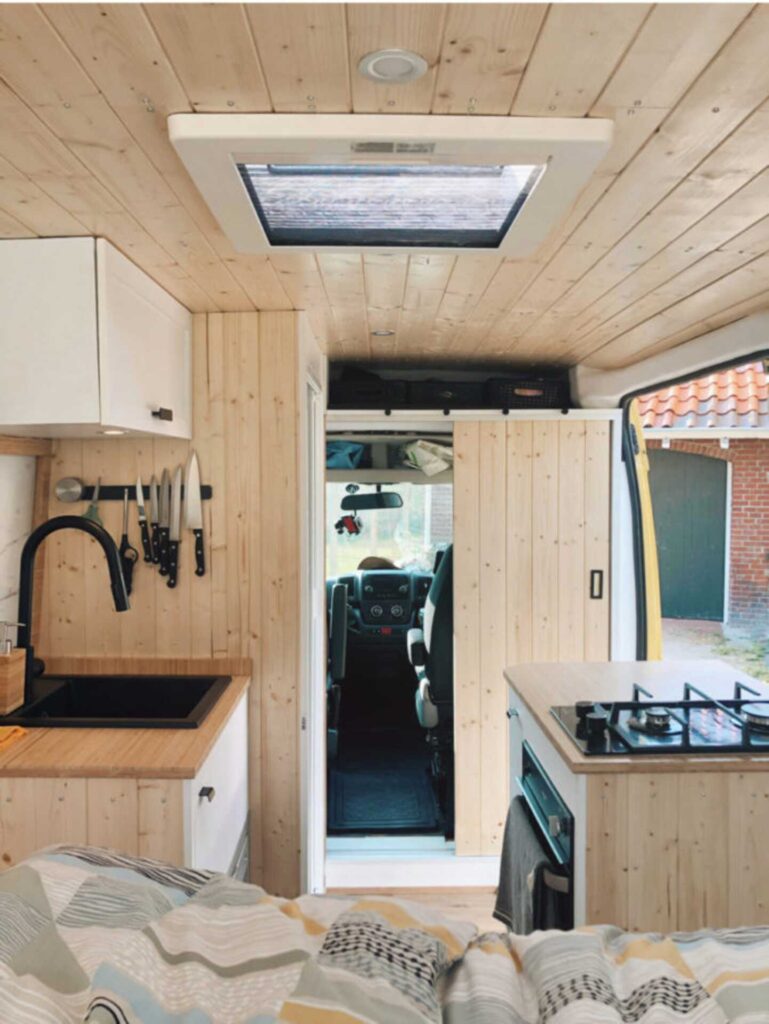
407,545,454,835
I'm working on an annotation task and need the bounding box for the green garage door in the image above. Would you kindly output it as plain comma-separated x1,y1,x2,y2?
648,448,727,621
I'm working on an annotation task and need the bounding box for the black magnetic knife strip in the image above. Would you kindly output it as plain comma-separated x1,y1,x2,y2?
70,485,213,501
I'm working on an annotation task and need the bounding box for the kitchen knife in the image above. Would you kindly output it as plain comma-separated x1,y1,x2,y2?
135,476,152,562
183,451,205,577
166,465,183,589
149,475,161,564
158,468,171,576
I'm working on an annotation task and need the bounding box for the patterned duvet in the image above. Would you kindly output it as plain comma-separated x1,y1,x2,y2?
1,847,767,1023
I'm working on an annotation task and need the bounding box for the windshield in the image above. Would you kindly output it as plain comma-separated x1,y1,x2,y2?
326,481,452,577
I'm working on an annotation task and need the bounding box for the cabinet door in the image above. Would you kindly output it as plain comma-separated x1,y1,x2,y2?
0,238,100,428
183,692,248,873
97,240,192,438
453,418,612,856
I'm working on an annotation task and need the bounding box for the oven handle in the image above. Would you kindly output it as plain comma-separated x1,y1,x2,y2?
515,775,571,869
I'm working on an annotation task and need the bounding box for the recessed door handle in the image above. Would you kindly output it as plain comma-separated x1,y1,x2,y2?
198,786,215,802
589,569,604,600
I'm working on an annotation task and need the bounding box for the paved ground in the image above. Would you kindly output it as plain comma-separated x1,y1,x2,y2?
663,618,769,682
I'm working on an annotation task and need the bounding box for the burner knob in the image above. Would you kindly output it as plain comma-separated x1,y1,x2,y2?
586,711,608,748
575,700,594,720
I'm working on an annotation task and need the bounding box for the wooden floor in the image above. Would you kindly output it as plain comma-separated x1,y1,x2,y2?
328,887,501,934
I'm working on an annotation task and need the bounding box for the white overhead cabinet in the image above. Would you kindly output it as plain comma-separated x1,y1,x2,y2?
0,238,191,439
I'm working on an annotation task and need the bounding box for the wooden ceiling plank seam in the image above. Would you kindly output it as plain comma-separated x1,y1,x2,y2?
431,3,547,116
0,204,36,238
564,164,769,353
363,252,409,360
0,150,87,236
447,4,748,357
316,253,369,357
0,76,212,312
584,253,769,368
394,254,456,360
39,2,286,311
246,3,352,113
488,5,769,362
347,2,448,114
517,97,769,360
143,3,273,112
0,3,248,311
510,3,652,117
506,3,551,112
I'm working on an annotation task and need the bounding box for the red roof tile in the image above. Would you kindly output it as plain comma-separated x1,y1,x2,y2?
638,362,769,430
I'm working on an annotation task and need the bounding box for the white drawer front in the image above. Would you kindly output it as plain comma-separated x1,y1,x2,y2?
184,691,248,873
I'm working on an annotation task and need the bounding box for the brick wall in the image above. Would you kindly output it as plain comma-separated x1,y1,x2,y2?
647,438,769,630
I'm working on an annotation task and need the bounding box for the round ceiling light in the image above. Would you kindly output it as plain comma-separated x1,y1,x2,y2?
358,49,428,84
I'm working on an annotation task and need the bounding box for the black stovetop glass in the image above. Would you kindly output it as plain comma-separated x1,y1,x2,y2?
551,691,769,756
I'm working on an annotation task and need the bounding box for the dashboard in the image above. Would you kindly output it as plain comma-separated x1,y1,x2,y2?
326,569,433,642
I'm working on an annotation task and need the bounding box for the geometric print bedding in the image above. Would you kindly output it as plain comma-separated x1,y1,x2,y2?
1,845,768,1023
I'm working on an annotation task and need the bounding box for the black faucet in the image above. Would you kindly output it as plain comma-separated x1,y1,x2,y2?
16,516,130,705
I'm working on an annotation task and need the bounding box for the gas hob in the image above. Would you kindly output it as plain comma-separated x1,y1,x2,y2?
551,681,769,756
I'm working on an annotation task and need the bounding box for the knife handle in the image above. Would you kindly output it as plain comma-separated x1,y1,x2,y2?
158,527,170,576
151,524,162,565
138,520,152,563
193,528,205,577
166,540,179,589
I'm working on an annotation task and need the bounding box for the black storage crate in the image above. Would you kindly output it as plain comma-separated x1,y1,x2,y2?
408,379,486,409
329,373,408,409
485,375,570,411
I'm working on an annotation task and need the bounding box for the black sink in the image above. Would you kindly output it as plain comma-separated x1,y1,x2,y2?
1,675,230,729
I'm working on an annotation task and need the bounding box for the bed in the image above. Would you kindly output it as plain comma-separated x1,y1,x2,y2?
0,846,766,1023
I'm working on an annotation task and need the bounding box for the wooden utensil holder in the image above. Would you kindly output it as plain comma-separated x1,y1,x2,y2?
0,649,25,715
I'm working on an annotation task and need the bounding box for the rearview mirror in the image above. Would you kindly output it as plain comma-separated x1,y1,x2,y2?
341,492,403,511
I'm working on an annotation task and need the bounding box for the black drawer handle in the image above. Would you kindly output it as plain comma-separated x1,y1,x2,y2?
589,569,604,600
152,407,174,422
198,786,215,802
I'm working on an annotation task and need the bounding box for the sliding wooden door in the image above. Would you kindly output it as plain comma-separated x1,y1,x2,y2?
453,417,612,855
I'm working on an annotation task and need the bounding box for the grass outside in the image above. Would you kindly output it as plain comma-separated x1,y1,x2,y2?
662,618,769,683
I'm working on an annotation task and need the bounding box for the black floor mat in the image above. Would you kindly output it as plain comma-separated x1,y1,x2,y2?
327,730,440,834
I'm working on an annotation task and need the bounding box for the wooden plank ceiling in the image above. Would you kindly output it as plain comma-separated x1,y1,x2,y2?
0,2,767,369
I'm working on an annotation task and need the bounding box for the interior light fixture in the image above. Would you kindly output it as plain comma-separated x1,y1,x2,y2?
101,428,126,436
371,329,395,337
358,49,428,83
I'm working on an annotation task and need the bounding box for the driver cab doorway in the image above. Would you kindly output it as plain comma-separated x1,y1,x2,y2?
325,430,454,858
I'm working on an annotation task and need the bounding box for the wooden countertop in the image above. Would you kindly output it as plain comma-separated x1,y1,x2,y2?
505,659,769,774
0,661,250,779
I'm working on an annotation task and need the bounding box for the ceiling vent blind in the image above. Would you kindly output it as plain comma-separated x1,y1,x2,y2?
169,114,613,257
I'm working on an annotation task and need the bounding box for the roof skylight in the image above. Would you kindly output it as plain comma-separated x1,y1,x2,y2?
237,163,545,249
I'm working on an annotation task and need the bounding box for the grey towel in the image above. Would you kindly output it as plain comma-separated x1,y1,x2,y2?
493,796,568,933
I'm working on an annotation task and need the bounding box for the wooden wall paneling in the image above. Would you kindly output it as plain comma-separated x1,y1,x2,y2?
204,315,230,658
347,3,447,113
627,774,679,932
145,4,271,112
86,778,139,856
0,5,249,312
247,3,351,112
557,421,586,660
584,421,611,660
531,423,559,661
727,771,769,927
505,422,533,667
33,778,87,848
42,2,290,313
585,774,629,927
258,311,301,896
432,3,546,116
478,423,508,852
137,779,184,863
452,422,482,855
0,779,37,868
189,317,214,658
677,773,729,931
512,4,651,116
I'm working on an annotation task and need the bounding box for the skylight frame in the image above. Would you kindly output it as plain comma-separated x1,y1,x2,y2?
169,114,613,257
